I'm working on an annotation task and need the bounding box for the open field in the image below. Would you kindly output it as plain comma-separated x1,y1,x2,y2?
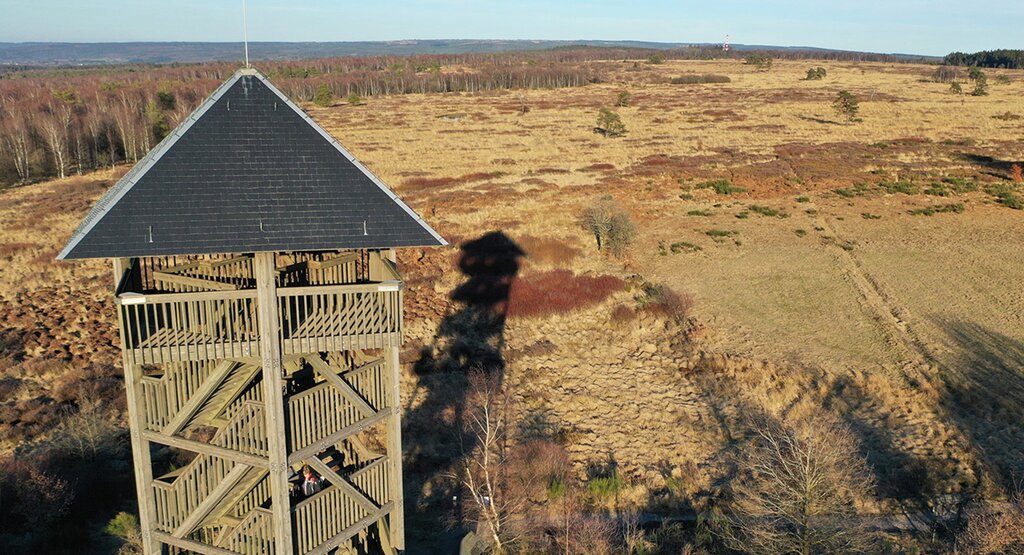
1,58,1023,551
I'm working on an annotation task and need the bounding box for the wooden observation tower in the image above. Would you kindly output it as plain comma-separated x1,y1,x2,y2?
59,69,445,554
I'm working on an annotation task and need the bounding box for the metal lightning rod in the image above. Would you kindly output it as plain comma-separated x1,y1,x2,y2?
243,0,250,68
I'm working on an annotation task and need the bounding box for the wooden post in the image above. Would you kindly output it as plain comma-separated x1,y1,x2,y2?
371,249,406,550
114,258,157,555
385,344,405,550
254,252,295,555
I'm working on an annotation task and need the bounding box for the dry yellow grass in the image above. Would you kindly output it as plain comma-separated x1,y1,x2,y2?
2,59,1022,513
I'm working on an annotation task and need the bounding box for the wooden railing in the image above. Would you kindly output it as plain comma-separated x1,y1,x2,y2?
117,283,402,364
212,400,269,457
292,484,367,555
286,360,388,454
152,454,234,532
118,290,259,365
292,458,392,555
220,507,274,555
278,284,403,354
140,361,216,432
349,457,391,507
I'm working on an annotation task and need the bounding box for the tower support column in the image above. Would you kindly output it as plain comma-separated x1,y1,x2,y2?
254,252,295,555
114,258,157,555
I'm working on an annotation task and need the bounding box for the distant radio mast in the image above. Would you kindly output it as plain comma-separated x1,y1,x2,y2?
723,34,731,52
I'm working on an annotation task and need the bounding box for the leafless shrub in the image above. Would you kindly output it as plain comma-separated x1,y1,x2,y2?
955,486,1024,554
579,197,636,258
719,413,876,555
453,371,522,553
48,399,125,459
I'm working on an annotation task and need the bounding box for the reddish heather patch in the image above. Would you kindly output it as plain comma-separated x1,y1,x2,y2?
578,163,616,173
402,171,506,191
507,269,623,318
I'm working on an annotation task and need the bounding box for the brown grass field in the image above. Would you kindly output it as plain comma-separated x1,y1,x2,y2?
2,58,1023,550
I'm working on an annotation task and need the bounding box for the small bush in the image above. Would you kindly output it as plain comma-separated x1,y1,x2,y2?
794,229,807,237
636,283,694,324
834,182,872,198
312,84,333,107
615,90,632,107
950,81,963,94
596,107,627,137
806,67,827,80
579,197,635,257
587,471,624,502
687,209,713,217
862,213,882,219
647,53,665,65
744,54,773,71
106,512,142,554
697,179,746,195
346,92,361,105
833,90,860,123
795,196,810,203
924,183,951,196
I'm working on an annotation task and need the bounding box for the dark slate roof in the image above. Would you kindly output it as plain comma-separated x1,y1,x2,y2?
59,69,445,260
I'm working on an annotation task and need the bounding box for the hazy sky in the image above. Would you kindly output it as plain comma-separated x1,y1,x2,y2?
1,0,1021,56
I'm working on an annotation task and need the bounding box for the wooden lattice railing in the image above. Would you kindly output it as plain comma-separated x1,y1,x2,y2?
292,457,391,555
286,359,389,454
117,283,402,364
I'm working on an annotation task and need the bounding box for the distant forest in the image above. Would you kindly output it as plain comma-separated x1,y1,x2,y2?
944,49,1024,69
0,45,946,187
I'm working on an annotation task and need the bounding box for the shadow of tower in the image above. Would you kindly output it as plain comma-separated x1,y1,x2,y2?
402,231,524,552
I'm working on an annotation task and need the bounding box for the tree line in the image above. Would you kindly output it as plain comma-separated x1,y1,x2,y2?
944,49,1024,69
0,50,604,187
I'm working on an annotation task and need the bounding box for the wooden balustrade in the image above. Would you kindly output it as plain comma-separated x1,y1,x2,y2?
118,290,259,365
117,283,401,364
152,454,233,532
293,485,366,555
140,361,217,431
277,284,403,354
213,401,269,457
286,360,387,454
221,507,275,555
349,457,391,507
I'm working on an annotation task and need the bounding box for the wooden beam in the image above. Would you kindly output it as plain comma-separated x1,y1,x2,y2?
153,531,240,555
172,463,251,538
309,252,358,270
287,407,394,466
114,260,157,555
384,346,406,550
306,457,380,513
153,271,239,291
160,359,237,436
306,356,376,417
254,251,295,555
142,430,269,468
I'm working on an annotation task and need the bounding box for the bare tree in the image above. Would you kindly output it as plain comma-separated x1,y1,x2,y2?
0,108,35,183
955,484,1024,554
578,196,635,258
720,414,876,555
454,371,520,553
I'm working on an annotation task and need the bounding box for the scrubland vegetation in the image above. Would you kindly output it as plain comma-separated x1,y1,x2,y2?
1,47,1024,553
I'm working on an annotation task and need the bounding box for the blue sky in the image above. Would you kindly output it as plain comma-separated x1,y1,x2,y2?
0,1,1021,56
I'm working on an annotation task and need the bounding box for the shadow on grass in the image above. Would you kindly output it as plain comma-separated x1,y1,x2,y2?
932,319,1024,493
402,231,524,553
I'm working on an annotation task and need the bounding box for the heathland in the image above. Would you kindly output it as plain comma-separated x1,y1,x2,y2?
1,53,1022,553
